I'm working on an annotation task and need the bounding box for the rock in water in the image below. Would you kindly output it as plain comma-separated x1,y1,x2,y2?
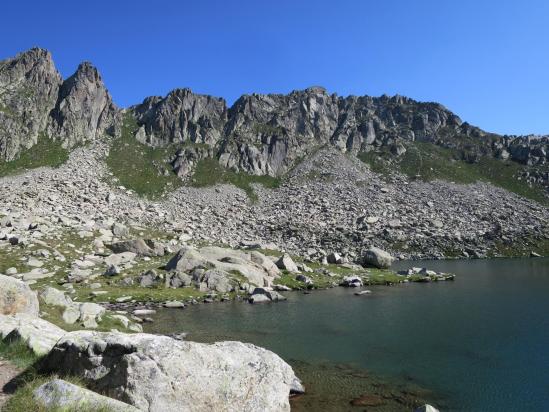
361,247,394,269
414,405,440,412
0,275,39,316
34,379,139,412
40,331,304,412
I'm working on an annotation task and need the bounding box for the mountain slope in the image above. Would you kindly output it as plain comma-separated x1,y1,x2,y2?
0,48,548,205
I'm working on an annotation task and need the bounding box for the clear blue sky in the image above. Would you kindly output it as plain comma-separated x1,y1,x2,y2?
1,0,548,135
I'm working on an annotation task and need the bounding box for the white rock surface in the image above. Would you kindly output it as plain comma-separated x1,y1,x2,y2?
0,313,65,355
34,379,139,412
40,331,304,412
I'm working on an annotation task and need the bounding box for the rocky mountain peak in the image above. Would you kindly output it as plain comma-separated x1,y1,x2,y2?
131,87,227,146
0,47,62,160
48,60,117,147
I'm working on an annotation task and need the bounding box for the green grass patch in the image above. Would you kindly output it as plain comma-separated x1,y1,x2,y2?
190,158,280,201
106,113,182,198
3,374,116,412
358,142,549,205
0,134,68,177
487,235,549,258
0,338,41,370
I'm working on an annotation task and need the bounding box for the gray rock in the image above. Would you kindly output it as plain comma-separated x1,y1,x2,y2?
165,271,193,288
138,269,162,287
361,247,394,269
109,238,162,257
0,313,65,355
39,331,302,411
104,264,121,276
104,252,136,266
111,222,129,238
248,293,271,304
250,287,287,302
340,275,363,287
0,275,39,316
327,252,343,264
34,379,139,412
276,254,299,272
39,287,72,308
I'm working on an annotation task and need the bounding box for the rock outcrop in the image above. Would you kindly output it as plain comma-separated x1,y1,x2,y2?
166,245,280,287
0,48,62,160
1,48,548,195
34,379,139,412
0,48,117,161
0,274,39,316
48,61,117,147
132,88,227,146
40,331,303,412
0,313,65,355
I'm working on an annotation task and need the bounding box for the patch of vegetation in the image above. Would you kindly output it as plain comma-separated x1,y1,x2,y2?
0,103,16,116
3,374,115,412
487,235,549,258
106,113,182,198
358,141,549,205
252,123,286,136
190,158,280,201
0,134,69,177
0,338,41,370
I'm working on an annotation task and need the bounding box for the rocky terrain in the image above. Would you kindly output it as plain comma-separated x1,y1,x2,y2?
0,47,546,411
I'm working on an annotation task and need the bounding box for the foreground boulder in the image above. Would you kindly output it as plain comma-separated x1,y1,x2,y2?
34,379,139,412
0,274,39,316
361,247,394,269
0,313,65,355
40,331,303,412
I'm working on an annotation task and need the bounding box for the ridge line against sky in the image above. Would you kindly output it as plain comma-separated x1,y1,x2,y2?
1,0,548,136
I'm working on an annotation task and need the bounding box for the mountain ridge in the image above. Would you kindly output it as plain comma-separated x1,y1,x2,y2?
1,47,548,197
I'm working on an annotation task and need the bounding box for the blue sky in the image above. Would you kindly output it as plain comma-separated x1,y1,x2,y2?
1,0,548,135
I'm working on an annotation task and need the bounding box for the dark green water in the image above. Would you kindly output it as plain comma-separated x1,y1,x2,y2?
145,258,549,411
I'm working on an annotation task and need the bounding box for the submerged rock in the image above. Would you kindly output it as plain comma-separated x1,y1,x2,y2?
414,405,440,412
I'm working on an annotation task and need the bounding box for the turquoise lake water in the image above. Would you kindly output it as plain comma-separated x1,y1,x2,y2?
145,258,549,411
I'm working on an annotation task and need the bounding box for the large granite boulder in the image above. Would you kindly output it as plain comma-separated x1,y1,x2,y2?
34,379,139,411
166,246,279,288
109,238,164,257
275,254,299,273
0,313,65,355
0,274,39,316
39,331,304,412
361,247,394,269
